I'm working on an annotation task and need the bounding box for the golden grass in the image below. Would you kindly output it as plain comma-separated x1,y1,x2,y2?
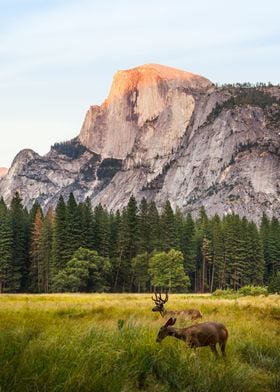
0,293,279,391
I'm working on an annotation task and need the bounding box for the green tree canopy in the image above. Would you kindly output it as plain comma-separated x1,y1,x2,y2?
148,249,190,292
52,247,111,292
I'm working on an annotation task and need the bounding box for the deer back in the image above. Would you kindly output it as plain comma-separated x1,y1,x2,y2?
165,308,202,320
182,322,228,346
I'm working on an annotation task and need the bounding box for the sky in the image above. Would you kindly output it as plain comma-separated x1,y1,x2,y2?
0,0,279,168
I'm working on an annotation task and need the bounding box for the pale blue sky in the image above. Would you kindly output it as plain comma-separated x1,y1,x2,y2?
0,0,279,168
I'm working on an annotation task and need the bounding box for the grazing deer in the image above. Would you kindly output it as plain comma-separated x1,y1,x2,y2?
152,292,202,320
156,317,228,357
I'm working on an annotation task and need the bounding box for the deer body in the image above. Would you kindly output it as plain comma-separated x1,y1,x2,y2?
152,293,202,320
156,318,228,357
159,308,203,320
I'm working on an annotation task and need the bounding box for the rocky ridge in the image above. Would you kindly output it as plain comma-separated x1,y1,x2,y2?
0,64,279,222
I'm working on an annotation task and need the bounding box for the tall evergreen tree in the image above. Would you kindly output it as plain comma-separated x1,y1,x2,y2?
29,207,43,292
79,198,95,249
260,213,271,283
209,215,225,291
52,195,68,274
39,208,54,292
269,217,280,276
138,198,150,253
147,201,161,251
181,213,196,289
245,221,264,285
93,204,110,257
0,198,12,292
65,192,82,260
160,200,178,251
10,193,28,291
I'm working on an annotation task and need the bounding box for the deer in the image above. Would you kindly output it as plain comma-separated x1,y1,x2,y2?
156,317,228,357
152,292,202,320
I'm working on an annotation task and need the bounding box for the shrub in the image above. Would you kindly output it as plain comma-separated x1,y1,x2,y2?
212,289,236,297
238,285,268,296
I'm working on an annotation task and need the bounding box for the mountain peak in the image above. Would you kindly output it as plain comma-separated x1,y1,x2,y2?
105,63,212,106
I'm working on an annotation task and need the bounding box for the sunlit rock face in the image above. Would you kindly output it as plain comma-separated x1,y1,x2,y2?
0,167,8,178
79,64,212,161
0,64,279,222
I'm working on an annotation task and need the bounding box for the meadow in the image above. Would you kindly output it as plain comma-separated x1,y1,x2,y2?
0,293,279,392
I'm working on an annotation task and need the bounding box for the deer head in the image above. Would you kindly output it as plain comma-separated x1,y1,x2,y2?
151,291,168,316
156,317,177,342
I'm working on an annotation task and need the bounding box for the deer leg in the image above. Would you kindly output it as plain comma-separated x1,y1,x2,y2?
210,344,219,357
220,342,226,357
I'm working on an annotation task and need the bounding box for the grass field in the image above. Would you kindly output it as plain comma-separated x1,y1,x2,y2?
0,293,279,392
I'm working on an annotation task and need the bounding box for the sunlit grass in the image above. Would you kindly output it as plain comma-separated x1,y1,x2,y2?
0,294,279,391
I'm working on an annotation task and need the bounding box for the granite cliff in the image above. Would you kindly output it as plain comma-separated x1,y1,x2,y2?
0,64,279,222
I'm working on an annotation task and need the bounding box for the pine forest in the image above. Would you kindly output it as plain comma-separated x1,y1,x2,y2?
0,192,279,294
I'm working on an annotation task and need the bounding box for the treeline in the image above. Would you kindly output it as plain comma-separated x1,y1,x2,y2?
0,193,279,293
216,82,279,88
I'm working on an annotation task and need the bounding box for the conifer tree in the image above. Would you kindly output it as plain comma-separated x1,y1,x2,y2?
209,215,225,290
245,221,264,285
0,198,12,292
138,198,150,253
79,198,95,249
65,192,82,260
181,213,196,289
160,200,178,251
260,213,271,283
10,192,27,291
122,195,139,261
29,207,43,292
269,217,280,276
147,201,161,251
113,208,132,291
52,195,68,274
39,208,54,292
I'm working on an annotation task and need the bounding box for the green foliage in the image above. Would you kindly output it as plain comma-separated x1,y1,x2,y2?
148,249,190,292
1,191,279,293
268,272,280,293
51,139,87,159
10,192,29,292
207,88,279,123
0,198,12,292
212,288,237,297
131,252,150,292
52,195,68,273
238,285,268,296
52,247,111,292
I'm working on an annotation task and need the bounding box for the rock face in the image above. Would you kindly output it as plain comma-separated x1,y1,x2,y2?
0,168,8,178
0,64,279,222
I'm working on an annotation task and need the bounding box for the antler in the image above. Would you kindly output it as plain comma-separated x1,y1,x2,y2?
152,292,161,304
152,291,168,304
159,291,168,304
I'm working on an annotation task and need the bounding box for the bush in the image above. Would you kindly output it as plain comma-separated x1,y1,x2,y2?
238,285,268,296
212,289,236,297
268,272,280,293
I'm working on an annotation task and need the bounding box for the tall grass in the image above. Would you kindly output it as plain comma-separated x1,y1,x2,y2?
0,294,279,391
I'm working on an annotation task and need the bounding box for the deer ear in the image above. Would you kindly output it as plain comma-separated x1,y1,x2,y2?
165,318,174,327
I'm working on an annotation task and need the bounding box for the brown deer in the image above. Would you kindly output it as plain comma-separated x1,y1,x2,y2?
152,292,202,320
156,317,228,357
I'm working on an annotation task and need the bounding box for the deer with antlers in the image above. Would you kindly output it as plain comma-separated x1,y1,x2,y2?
156,317,228,357
152,292,202,320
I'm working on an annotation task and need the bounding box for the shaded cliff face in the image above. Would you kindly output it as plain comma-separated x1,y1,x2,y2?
0,64,279,222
